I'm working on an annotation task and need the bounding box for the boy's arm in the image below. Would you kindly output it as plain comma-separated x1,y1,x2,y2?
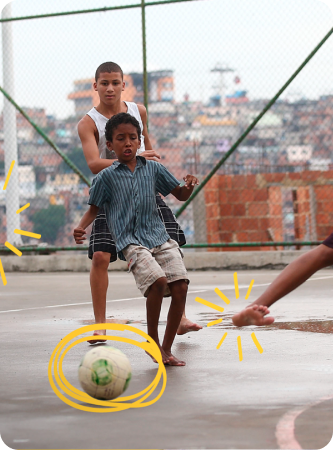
78,115,117,174
171,175,199,201
73,204,99,244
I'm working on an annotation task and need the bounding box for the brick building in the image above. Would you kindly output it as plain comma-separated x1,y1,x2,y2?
204,170,333,250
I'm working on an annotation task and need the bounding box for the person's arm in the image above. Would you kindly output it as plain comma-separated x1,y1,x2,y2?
73,204,99,244
137,104,161,161
78,115,117,174
171,175,199,201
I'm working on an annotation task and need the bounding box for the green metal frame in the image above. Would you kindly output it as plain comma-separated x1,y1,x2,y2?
0,0,202,23
1,1,332,251
0,85,91,186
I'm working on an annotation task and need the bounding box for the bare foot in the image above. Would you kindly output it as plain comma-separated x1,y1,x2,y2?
87,330,107,344
146,344,170,365
177,317,203,335
232,305,275,327
163,350,186,366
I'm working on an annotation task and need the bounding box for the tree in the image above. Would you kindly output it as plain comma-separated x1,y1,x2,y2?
32,205,66,244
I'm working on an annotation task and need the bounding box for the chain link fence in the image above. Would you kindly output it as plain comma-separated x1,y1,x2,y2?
0,0,332,252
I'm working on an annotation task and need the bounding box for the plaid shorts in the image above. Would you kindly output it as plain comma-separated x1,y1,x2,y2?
323,233,333,249
88,195,186,262
122,239,189,297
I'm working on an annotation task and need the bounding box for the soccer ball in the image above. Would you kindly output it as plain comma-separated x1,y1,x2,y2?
78,346,132,400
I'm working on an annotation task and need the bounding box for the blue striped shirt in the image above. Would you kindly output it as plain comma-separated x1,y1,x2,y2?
88,156,180,260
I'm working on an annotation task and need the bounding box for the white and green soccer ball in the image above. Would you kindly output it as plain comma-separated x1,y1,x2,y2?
78,346,132,400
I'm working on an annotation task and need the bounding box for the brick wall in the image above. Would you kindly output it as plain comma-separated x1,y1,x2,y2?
204,170,333,251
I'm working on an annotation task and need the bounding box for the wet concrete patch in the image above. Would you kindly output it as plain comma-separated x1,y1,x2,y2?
269,320,333,334
198,312,333,334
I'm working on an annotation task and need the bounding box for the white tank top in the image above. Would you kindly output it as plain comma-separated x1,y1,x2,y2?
86,101,145,159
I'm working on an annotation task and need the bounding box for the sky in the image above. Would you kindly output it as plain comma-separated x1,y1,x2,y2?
0,0,333,118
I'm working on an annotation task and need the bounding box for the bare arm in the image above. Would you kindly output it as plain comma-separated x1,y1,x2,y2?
78,115,117,174
137,104,161,161
73,204,99,244
171,175,199,201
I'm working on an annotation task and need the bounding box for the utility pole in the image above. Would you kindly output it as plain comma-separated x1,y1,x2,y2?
2,2,22,245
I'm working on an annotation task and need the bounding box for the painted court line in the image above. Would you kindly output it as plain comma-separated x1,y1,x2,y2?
275,395,333,449
1,274,332,314
0,289,207,314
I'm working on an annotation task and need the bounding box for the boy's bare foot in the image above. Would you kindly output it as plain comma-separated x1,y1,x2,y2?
87,330,107,344
146,344,170,365
232,305,275,327
177,318,202,335
163,350,186,366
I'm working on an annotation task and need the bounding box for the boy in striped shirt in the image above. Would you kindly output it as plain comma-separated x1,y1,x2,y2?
74,113,199,366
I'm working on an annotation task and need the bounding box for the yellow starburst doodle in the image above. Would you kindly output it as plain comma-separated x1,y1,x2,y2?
1,160,41,286
195,272,263,361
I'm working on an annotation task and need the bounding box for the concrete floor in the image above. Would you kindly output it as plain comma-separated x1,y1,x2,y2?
0,270,333,449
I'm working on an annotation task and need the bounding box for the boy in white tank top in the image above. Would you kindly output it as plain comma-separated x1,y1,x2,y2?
75,62,202,343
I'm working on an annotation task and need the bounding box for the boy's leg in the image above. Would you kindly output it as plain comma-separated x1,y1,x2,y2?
88,207,117,343
232,243,333,327
146,277,171,364
153,239,189,365
162,280,188,366
177,311,202,335
122,244,172,364
156,195,202,335
87,251,110,343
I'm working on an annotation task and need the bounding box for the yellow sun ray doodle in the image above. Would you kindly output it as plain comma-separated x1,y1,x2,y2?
3,160,15,191
214,288,230,305
14,229,41,239
195,297,224,312
196,274,264,359
17,203,30,214
1,161,41,286
251,332,263,354
237,336,243,361
0,258,7,286
216,332,228,349
233,272,239,299
207,318,223,327
245,279,255,300
5,242,22,257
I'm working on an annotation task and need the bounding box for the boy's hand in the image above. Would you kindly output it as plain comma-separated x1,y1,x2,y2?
73,226,87,244
183,174,199,189
140,150,161,162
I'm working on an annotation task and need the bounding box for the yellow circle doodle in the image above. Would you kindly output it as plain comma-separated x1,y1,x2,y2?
48,324,167,412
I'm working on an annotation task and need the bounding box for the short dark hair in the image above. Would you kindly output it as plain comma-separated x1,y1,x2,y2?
95,62,123,81
105,113,141,142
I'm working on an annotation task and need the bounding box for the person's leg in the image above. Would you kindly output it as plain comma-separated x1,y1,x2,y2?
89,251,110,317
88,207,117,343
122,244,171,364
232,244,333,327
177,311,203,335
87,251,110,343
146,276,171,364
156,195,202,334
162,280,188,366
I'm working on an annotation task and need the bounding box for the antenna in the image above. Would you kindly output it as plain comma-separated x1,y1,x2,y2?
211,63,234,106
